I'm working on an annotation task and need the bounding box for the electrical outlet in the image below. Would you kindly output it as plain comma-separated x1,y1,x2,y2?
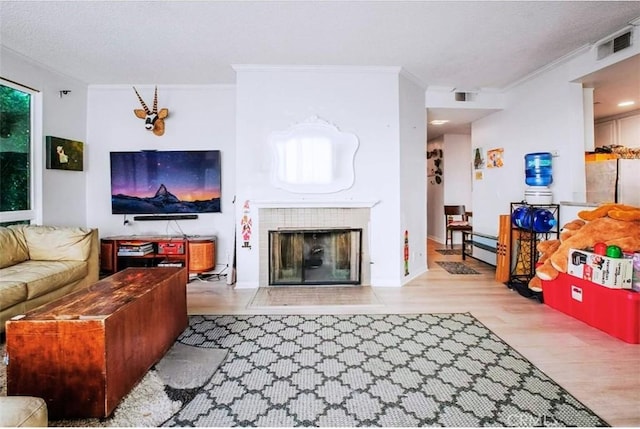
550,150,559,157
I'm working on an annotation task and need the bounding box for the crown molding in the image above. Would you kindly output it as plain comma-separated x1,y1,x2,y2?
232,64,402,75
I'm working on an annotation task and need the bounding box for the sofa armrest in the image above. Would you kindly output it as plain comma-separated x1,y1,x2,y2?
85,228,100,285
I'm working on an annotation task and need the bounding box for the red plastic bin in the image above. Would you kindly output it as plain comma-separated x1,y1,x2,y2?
541,272,640,344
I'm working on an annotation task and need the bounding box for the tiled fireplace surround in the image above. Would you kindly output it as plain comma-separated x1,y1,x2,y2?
258,207,372,286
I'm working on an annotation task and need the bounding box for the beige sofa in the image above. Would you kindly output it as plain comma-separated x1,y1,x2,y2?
0,224,99,333
0,396,48,427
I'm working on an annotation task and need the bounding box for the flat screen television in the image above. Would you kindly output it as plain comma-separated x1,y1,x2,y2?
110,150,221,214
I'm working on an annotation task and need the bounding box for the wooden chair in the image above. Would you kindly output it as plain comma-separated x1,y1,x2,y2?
445,205,472,248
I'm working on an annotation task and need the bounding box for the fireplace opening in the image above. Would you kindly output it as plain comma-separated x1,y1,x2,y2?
269,228,362,285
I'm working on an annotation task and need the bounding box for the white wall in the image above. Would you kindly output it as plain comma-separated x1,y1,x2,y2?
443,134,472,207
426,137,444,242
472,43,640,235
473,76,586,234
399,72,427,282
85,85,237,268
444,133,472,233
1,48,88,227
234,66,420,287
426,134,471,244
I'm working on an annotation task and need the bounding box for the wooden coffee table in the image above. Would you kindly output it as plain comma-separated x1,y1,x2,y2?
5,267,188,419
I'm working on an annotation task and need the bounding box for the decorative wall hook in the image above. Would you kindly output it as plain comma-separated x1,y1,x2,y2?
59,90,71,98
133,86,169,136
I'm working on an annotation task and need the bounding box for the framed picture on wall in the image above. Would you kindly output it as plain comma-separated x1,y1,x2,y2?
473,147,485,170
46,136,84,171
487,148,504,168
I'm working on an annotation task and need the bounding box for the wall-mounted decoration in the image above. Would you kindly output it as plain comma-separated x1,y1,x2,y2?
241,200,252,249
487,148,504,168
403,230,409,276
45,136,84,171
427,148,443,184
475,170,484,181
268,116,359,194
473,147,485,170
133,86,169,136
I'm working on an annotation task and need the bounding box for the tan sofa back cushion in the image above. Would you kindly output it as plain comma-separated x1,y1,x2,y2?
20,225,94,261
0,227,30,268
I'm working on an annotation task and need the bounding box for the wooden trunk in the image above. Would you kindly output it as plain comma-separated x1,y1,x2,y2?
5,267,188,419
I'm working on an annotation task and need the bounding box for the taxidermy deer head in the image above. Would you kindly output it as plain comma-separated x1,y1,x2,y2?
133,86,168,136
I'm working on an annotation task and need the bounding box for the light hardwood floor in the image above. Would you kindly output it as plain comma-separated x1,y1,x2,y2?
187,239,640,427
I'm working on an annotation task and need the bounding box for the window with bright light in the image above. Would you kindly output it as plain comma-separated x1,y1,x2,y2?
0,80,36,224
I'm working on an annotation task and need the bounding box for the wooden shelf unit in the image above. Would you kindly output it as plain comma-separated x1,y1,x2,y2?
100,235,216,274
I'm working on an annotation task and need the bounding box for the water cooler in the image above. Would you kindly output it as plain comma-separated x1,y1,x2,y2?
524,152,553,204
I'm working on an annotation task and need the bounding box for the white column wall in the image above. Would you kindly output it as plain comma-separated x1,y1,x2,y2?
234,66,410,288
399,73,427,281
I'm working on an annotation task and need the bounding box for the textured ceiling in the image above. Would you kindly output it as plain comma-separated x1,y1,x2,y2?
2,1,639,89
2,1,639,140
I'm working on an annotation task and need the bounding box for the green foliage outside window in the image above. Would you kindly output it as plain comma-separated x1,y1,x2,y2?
0,84,31,212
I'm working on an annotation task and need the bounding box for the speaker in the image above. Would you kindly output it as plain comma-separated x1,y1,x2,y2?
133,214,198,221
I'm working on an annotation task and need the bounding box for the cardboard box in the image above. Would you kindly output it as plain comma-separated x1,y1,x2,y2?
567,248,633,289
632,253,640,292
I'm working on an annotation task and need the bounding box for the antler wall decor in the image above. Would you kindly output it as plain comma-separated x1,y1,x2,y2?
133,86,169,136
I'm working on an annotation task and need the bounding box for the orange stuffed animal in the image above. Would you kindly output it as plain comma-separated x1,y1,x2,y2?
531,203,640,290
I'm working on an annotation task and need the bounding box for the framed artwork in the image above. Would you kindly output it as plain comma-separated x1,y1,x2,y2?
487,148,504,168
473,147,485,170
46,136,84,171
426,147,443,185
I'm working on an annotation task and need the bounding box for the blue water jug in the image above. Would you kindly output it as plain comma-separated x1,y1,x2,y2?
531,208,557,232
511,206,531,228
525,152,553,187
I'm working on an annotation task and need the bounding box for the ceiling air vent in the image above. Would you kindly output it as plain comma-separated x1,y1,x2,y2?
597,30,633,60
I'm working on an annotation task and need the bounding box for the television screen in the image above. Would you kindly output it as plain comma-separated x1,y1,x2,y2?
110,150,221,214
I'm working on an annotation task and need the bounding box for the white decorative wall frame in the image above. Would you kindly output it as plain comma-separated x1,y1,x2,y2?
269,116,359,194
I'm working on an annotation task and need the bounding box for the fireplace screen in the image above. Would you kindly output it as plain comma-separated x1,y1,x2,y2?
269,228,362,285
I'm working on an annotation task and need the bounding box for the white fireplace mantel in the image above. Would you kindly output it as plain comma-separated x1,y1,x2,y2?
252,200,380,209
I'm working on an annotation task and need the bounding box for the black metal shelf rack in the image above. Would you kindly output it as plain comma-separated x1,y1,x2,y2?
508,202,560,302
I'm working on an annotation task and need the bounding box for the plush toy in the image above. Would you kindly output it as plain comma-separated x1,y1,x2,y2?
559,219,585,241
530,203,640,290
528,239,560,292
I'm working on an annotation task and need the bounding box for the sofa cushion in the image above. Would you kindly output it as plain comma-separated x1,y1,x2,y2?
0,396,48,427
0,227,30,269
0,280,28,311
0,260,88,300
21,225,93,261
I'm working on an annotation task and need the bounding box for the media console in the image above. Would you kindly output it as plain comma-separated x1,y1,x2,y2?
100,235,216,274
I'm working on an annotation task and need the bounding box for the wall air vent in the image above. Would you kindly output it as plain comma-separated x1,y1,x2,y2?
613,31,632,52
454,91,476,102
597,30,633,60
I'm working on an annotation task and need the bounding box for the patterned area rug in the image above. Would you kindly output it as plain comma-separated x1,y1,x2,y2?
435,249,462,255
436,261,480,275
0,342,227,427
161,314,607,427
